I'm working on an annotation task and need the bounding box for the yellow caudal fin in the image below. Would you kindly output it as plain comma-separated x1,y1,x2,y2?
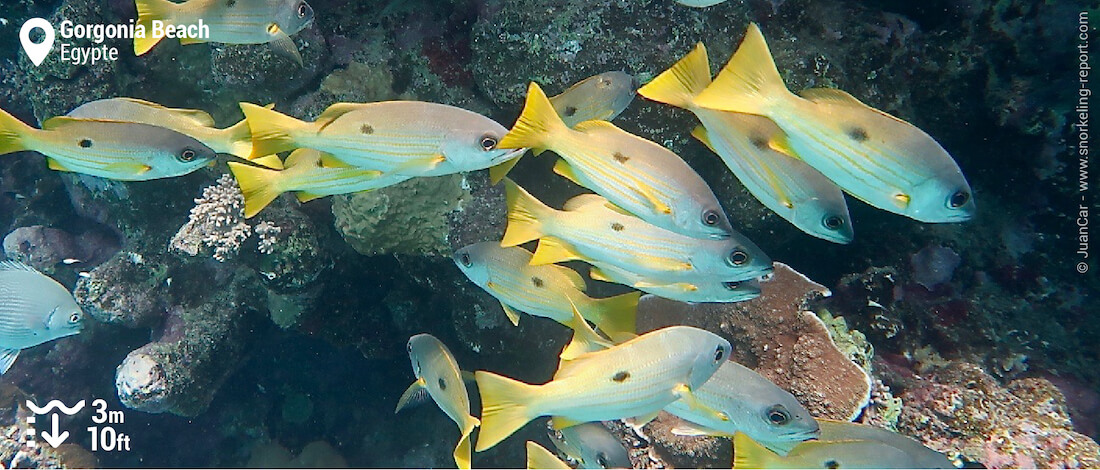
0,107,32,155
474,371,539,452
134,0,176,55
733,432,781,469
637,42,712,109
525,441,571,470
498,82,568,151
501,178,554,247
694,23,790,115
454,416,480,470
239,102,305,158
217,117,255,159
586,291,640,338
560,298,612,361
227,161,284,218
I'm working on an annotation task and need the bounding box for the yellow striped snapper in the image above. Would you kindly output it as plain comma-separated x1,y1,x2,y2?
551,72,638,128
733,432,929,469
395,334,480,469
526,441,572,469
0,261,85,374
502,179,772,283
227,149,410,218
694,24,975,223
664,360,819,455
67,98,253,158
589,263,760,303
638,43,854,244
452,242,638,337
549,421,632,469
497,82,734,240
134,0,314,65
818,420,954,468
474,325,731,451
241,102,524,177
0,107,217,181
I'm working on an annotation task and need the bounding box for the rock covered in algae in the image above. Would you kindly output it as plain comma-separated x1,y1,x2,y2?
636,262,872,421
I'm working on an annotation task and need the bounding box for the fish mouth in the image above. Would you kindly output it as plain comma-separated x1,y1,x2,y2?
493,147,528,164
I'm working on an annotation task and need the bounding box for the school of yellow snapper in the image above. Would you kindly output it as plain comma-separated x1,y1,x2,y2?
0,13,974,468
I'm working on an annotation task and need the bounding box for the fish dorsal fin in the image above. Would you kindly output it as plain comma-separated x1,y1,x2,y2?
572,119,621,136
316,103,365,127
41,116,128,129
550,264,586,291
118,98,217,127
799,88,910,125
251,154,285,170
562,193,607,211
0,260,39,273
394,377,429,413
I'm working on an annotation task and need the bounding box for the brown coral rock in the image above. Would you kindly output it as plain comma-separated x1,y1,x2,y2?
636,262,871,421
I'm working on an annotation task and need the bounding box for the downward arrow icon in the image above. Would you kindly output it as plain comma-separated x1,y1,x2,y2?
39,413,68,448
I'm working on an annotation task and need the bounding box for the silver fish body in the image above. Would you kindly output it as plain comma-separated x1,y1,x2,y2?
550,422,632,469
0,261,85,374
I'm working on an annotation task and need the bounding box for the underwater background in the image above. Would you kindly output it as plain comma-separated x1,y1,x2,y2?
0,0,1098,467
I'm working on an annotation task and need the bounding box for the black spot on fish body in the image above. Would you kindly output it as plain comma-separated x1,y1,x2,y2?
226,0,236,6
610,222,624,232
531,277,544,288
563,106,578,117
612,152,629,163
750,135,769,150
438,377,447,390
78,139,92,148
847,126,868,142
360,124,374,134
612,371,630,382
824,460,840,469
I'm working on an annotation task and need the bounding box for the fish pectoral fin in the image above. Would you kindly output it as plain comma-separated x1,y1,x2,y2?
674,384,729,422
267,24,304,67
499,302,522,326
105,162,153,175
394,377,430,413
892,192,911,209
46,158,73,172
670,420,729,437
551,159,583,186
634,185,672,215
0,348,19,375
550,416,584,431
394,154,446,174
530,237,586,265
636,281,698,292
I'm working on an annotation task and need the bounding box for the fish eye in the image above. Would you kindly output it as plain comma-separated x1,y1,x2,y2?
701,210,721,226
479,135,498,151
713,346,725,362
948,190,970,209
297,2,309,17
722,281,741,291
822,215,844,230
766,405,791,426
179,148,197,162
728,249,749,266
596,453,609,468
459,253,472,267
68,312,82,323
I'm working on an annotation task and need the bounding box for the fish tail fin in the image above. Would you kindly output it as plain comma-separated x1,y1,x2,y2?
587,291,640,338
219,117,255,159
498,82,567,151
638,42,712,109
134,0,176,55
501,178,553,247
732,432,780,469
560,298,612,360
694,23,790,115
227,161,284,218
454,416,480,469
0,108,31,155
474,371,538,452
240,102,304,158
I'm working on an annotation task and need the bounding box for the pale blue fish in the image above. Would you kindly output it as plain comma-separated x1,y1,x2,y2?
0,261,85,374
818,419,955,468
638,43,854,244
549,421,632,469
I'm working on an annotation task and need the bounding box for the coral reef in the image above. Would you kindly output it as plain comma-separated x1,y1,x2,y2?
170,175,252,263
636,263,872,422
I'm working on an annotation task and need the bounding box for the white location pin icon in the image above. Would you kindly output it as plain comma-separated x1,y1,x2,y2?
20,18,55,67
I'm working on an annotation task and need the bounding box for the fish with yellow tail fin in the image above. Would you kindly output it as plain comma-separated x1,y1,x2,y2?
549,421,632,469
0,107,216,181
733,432,929,469
588,262,761,304
227,149,407,218
663,359,819,455
240,102,524,177
817,420,954,468
497,82,734,240
694,24,975,223
526,441,572,469
638,43,854,244
452,241,638,337
396,334,480,470
67,98,254,159
474,325,731,452
134,0,314,65
502,179,771,284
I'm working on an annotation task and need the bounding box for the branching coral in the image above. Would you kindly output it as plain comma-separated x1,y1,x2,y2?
170,174,252,262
